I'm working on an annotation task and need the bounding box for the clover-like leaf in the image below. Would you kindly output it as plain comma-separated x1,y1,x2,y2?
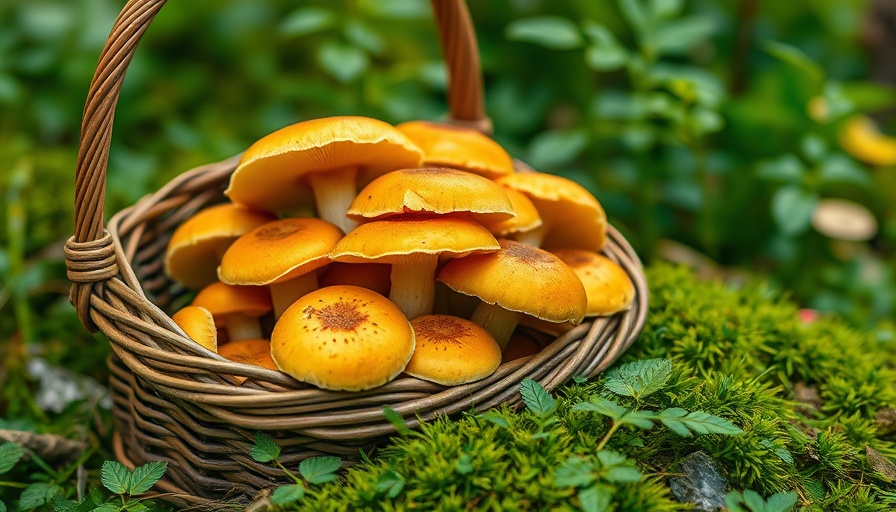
128,461,167,495
100,460,131,495
299,456,341,485
270,484,305,506
250,432,281,463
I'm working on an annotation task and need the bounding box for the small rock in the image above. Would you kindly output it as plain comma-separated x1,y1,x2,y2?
27,358,112,414
866,446,896,482
669,451,729,512
875,408,896,436
793,382,823,412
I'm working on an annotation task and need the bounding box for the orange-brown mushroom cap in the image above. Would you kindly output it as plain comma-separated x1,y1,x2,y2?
218,339,279,372
191,282,273,341
397,121,514,179
165,203,275,290
475,187,542,237
496,173,607,251
552,249,635,316
171,306,218,353
405,315,501,385
346,167,514,222
225,116,423,232
271,285,415,391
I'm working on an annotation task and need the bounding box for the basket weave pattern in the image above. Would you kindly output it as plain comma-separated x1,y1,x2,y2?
67,0,648,504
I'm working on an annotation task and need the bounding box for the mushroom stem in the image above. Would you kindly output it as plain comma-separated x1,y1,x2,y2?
513,224,547,248
389,254,439,319
470,302,521,350
307,166,359,234
271,272,319,319
225,314,262,342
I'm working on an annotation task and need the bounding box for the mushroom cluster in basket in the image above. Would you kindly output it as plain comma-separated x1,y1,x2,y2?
163,116,635,391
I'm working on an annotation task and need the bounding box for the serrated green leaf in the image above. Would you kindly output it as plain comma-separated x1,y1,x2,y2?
604,358,672,399
528,129,589,169
520,378,557,418
382,406,413,436
505,17,583,50
772,186,818,236
648,16,715,55
573,397,627,421
553,457,595,488
375,469,405,498
665,410,742,436
725,491,747,511
618,410,656,429
765,491,798,512
127,461,167,495
0,499,6,512
660,418,692,437
316,42,368,83
572,375,589,384
0,443,24,474
757,155,805,183
250,432,281,463
122,501,149,512
91,504,121,512
579,484,612,512
100,460,131,494
299,456,341,485
279,7,335,37
455,453,474,475
270,484,305,506
18,482,62,512
596,449,628,468
476,411,510,429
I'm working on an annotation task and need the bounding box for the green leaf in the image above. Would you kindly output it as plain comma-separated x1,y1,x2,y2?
299,456,341,485
801,134,827,162
18,483,62,512
583,22,628,71
528,129,589,169
0,442,25,474
476,411,510,429
270,484,305,506
375,469,405,498
382,406,413,436
579,484,613,512
819,155,870,187
659,409,742,437
279,7,335,37
573,396,627,421
725,491,747,511
0,499,6,512
763,40,824,90
250,432,281,463
617,409,656,429
649,16,715,55
743,489,766,511
760,439,794,465
757,155,805,184
505,17,583,50
520,378,557,418
553,457,595,488
619,0,649,37
121,501,149,512
771,186,818,236
603,358,672,399
91,504,121,512
649,0,684,19
357,0,429,20
765,491,799,512
316,42,369,83
605,465,642,484
100,460,131,495
690,107,724,135
344,19,385,55
127,461,167,495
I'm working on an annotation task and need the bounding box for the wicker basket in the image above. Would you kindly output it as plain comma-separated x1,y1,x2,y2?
66,0,648,505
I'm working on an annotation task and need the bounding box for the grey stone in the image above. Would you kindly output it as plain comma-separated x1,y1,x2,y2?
669,451,729,512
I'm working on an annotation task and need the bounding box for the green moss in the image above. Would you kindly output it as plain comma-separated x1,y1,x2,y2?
293,263,896,510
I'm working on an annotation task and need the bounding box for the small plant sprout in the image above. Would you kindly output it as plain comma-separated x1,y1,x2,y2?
98,460,168,511
250,432,342,507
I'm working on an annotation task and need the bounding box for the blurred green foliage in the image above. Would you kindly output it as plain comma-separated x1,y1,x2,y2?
2,0,896,351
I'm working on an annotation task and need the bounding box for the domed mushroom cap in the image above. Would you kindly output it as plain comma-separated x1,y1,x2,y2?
165,203,275,290
218,218,343,286
225,116,423,214
552,249,635,316
496,173,607,251
271,285,415,391
218,339,279,371
396,120,514,179
437,239,586,324
347,167,514,222
171,306,218,353
191,282,272,320
405,315,502,386
475,187,542,237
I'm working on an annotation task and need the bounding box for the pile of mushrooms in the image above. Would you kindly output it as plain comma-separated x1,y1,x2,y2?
164,116,634,391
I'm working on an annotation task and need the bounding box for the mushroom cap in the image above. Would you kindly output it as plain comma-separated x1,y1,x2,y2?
171,306,218,353
191,282,272,323
839,115,896,167
405,315,501,385
502,332,542,363
226,116,423,213
496,173,607,251
218,218,343,286
346,167,514,222
271,285,415,391
218,339,279,371
811,198,878,242
475,187,542,236
551,249,635,316
396,120,514,179
319,262,392,297
165,203,276,290
437,239,586,324
330,215,500,264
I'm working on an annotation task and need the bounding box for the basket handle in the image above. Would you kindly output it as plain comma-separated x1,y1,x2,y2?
66,0,489,329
